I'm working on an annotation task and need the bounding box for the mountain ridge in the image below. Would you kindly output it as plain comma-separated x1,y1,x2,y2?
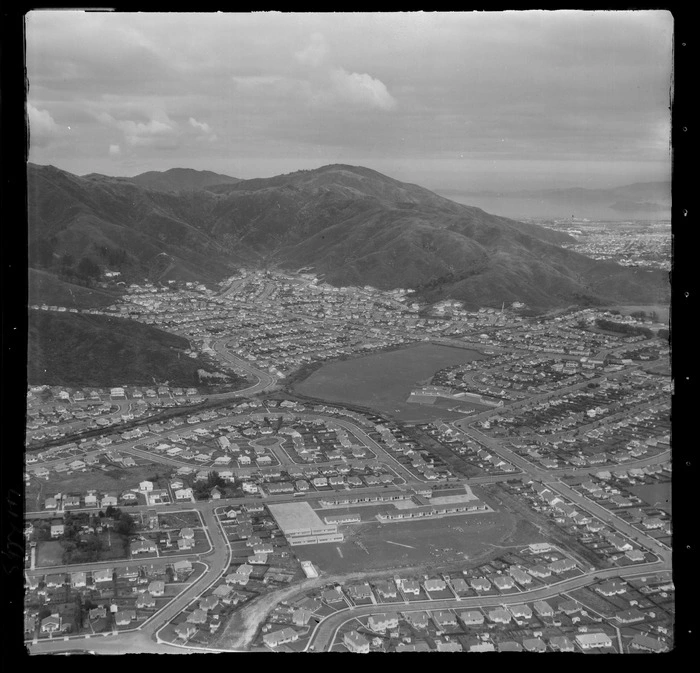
27,162,669,311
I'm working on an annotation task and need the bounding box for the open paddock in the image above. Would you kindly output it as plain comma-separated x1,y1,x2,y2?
292,508,517,574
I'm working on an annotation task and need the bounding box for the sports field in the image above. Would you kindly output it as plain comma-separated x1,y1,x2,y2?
294,508,517,574
295,343,486,421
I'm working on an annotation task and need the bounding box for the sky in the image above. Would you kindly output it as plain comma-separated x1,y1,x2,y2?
26,11,673,192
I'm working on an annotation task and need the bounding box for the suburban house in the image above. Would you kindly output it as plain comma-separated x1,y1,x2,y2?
575,633,613,649
40,614,62,633
470,577,492,591
263,627,299,649
70,572,87,588
115,610,136,626
424,578,447,592
493,575,515,590
401,580,420,595
343,629,370,654
136,592,156,608
93,568,113,583
549,636,575,652
523,637,547,653
347,583,373,601
148,580,165,596
533,600,554,617
186,609,208,625
432,610,458,629
488,608,512,624
368,612,399,632
630,634,668,653
374,580,397,598
509,604,533,620
460,610,484,626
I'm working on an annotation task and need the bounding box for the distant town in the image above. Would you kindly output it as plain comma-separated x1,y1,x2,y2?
24,262,671,654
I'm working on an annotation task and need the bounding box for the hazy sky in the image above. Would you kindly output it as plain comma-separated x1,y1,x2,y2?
26,11,673,191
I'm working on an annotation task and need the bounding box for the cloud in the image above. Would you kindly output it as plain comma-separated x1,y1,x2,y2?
188,117,211,134
109,144,121,156
27,103,66,147
98,110,181,149
293,33,397,112
328,68,397,111
295,32,329,67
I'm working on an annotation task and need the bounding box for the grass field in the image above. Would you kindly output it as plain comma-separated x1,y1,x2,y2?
294,343,486,422
36,540,65,567
295,509,517,574
627,481,672,514
25,462,174,511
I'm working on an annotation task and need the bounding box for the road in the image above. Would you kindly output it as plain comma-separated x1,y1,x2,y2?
307,562,670,651
25,321,672,653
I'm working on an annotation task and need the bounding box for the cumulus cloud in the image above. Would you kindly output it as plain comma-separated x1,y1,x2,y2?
328,68,397,111
27,103,66,147
188,117,211,134
295,33,397,112
98,110,180,149
109,144,121,156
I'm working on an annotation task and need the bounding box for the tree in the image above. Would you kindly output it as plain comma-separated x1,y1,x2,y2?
115,512,136,537
76,256,101,282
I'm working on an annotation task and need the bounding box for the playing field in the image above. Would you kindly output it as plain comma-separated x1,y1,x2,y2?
293,508,516,574
295,343,486,421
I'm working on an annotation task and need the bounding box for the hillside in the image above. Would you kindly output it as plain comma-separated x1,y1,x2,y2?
28,310,214,387
126,168,240,193
27,163,670,310
29,268,124,309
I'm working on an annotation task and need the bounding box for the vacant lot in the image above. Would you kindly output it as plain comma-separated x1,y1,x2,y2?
26,462,174,511
36,540,65,567
296,509,516,575
295,343,486,422
627,481,672,514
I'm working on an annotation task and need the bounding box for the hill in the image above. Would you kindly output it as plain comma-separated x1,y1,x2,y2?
28,310,215,387
125,167,240,193
27,163,670,311
29,268,124,309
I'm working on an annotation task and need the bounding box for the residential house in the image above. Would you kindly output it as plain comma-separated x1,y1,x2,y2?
40,614,62,633
436,640,462,652
374,580,397,599
93,568,113,583
137,592,156,609
344,630,370,654
70,571,87,588
460,610,484,626
405,611,430,629
493,575,515,590
263,627,299,649
523,637,547,653
470,577,492,591
432,610,458,629
488,608,512,624
509,604,533,621
533,600,554,618
187,608,208,625
174,623,198,641
368,612,399,632
575,633,613,649
549,636,575,652
424,578,447,592
630,634,668,653
115,610,136,626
